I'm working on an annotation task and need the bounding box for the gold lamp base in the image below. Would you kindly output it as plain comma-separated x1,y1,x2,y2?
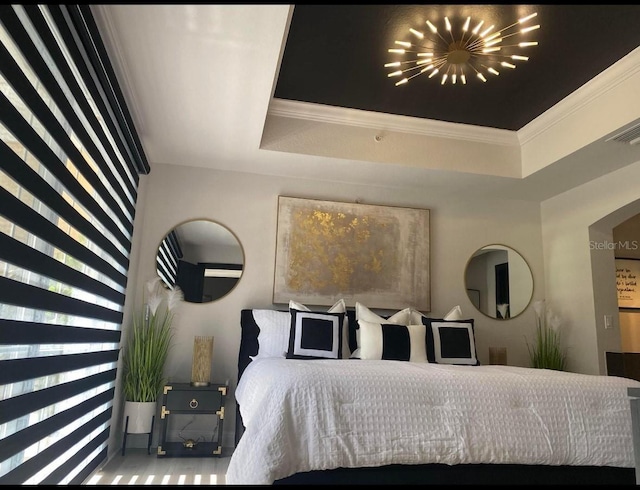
190,381,210,387
190,336,214,386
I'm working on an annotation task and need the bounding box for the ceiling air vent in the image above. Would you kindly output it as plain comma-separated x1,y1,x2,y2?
606,123,640,145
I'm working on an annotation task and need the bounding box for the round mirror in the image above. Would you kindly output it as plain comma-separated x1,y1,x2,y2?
156,219,244,303
464,244,533,320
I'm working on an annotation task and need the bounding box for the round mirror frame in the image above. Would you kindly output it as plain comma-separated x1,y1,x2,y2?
155,218,245,304
463,244,533,320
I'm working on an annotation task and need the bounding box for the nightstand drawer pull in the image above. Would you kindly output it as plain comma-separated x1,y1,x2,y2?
189,398,199,409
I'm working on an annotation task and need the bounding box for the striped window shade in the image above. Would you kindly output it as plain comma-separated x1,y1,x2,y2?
0,4,148,484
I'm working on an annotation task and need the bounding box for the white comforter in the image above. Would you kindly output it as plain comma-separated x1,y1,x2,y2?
226,358,640,484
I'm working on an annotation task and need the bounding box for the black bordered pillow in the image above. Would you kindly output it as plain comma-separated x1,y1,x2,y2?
422,318,479,365
358,319,427,362
289,299,350,359
286,308,345,360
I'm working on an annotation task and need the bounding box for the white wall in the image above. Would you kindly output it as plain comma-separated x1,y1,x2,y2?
112,161,545,453
541,159,640,375
508,247,534,317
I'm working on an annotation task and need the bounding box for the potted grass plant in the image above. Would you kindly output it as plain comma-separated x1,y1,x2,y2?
122,277,183,433
526,299,567,371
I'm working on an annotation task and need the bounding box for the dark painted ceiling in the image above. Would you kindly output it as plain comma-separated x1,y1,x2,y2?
275,5,640,131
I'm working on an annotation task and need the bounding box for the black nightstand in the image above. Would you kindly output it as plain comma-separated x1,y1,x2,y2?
157,382,227,457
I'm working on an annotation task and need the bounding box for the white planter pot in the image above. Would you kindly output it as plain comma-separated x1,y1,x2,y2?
123,401,156,434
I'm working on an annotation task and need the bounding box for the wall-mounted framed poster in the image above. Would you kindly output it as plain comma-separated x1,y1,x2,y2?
616,258,640,308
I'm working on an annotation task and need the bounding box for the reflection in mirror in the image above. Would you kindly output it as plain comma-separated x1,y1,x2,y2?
464,244,533,320
156,219,244,303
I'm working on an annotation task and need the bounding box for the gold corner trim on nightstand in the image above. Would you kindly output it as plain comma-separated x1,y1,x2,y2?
157,446,165,456
161,405,170,419
213,445,222,455
218,386,227,396
163,385,173,395
216,406,225,419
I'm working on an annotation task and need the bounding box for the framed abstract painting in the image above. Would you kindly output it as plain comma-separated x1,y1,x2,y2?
273,196,430,311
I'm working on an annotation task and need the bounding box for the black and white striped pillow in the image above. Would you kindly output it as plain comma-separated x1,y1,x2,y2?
357,320,427,362
352,302,413,359
286,308,345,360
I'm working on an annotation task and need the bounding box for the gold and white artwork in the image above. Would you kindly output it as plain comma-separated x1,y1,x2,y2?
273,196,430,311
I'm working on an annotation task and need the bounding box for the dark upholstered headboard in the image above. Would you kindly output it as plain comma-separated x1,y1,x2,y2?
235,308,357,446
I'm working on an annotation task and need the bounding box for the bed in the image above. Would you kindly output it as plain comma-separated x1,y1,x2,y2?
227,306,640,485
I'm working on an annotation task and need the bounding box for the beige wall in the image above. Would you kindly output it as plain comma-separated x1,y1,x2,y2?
613,213,640,351
113,162,545,451
541,160,640,376
110,154,640,456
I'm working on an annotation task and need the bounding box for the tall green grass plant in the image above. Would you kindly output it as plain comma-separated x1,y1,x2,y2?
122,278,182,402
526,300,567,371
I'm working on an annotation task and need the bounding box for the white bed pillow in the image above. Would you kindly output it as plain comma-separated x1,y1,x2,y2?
410,305,463,323
352,303,413,359
289,299,350,358
444,305,463,320
252,309,291,359
358,319,427,362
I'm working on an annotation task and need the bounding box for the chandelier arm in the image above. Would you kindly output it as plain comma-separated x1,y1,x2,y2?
496,31,534,43
464,35,483,50
390,11,537,86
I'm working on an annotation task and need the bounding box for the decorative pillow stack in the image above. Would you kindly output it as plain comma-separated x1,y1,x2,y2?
355,303,479,365
252,301,478,365
252,299,350,360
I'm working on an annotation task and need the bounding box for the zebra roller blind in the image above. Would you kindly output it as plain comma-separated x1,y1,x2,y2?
0,4,148,484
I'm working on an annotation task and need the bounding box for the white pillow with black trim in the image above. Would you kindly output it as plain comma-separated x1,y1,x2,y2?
426,319,479,365
289,299,350,358
352,302,413,359
358,320,427,362
286,308,345,360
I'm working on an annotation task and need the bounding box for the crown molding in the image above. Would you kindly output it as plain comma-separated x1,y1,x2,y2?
268,98,519,147
90,5,146,133
518,46,640,145
269,47,640,152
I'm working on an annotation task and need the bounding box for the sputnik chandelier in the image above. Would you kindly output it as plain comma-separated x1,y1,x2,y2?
387,12,539,86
